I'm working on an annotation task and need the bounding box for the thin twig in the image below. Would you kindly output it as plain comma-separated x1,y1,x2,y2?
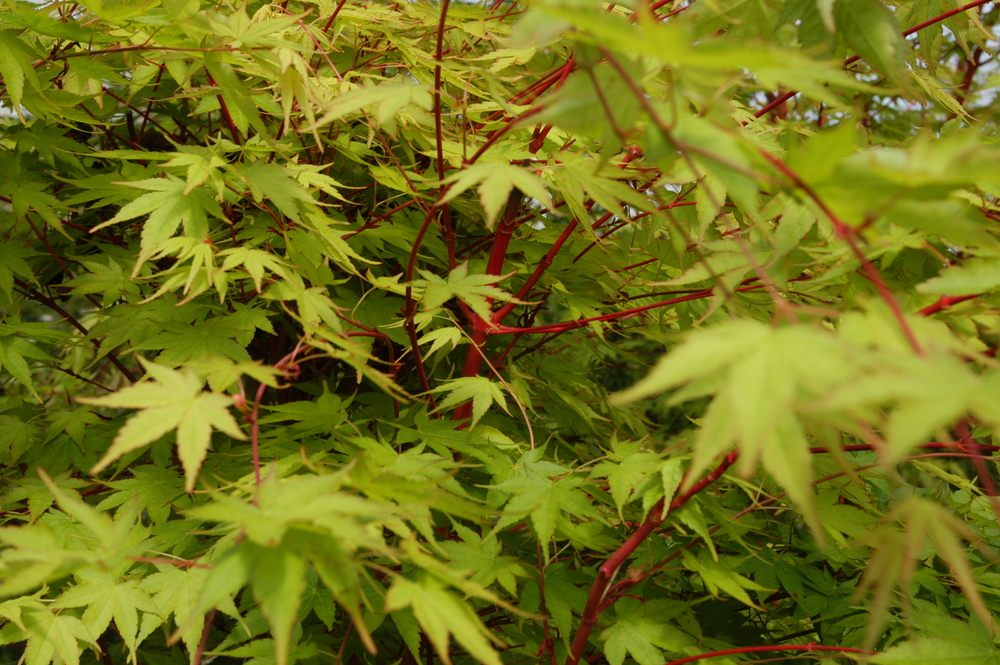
193,609,216,665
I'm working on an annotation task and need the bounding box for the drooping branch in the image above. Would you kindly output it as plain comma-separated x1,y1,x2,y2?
758,150,924,355
13,277,137,384
755,0,993,118
492,282,769,336
565,451,739,665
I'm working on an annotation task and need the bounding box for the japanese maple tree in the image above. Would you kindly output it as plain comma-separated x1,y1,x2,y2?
2,0,1000,663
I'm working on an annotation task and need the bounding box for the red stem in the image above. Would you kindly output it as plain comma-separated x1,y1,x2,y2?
404,206,440,399
322,0,349,33
433,0,457,268
536,542,558,665
397,0,464,399
493,147,643,323
250,380,267,497
758,150,923,355
956,419,1000,525
565,452,739,665
493,283,767,336
453,191,524,421
917,294,979,316
902,0,990,36
247,344,308,503
193,609,216,665
204,72,241,145
466,105,546,166
754,0,991,118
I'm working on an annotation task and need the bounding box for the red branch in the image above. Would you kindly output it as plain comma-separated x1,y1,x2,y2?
492,146,643,323
193,608,216,665
758,150,923,355
399,0,459,403
565,452,739,665
901,0,991,37
129,555,209,569
245,343,309,503
454,191,525,421
565,432,992,663
204,72,241,146
433,0,457,268
493,283,768,336
13,277,136,384
755,0,991,118
322,0,349,33
917,294,979,316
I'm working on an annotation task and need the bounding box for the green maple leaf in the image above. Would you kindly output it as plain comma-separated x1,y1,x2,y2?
282,529,374,653
0,244,38,300
61,170,151,209
78,360,247,492
52,569,162,662
601,598,695,665
871,616,1000,665
219,246,290,292
438,524,528,595
0,414,36,465
258,387,350,436
22,607,99,665
680,548,769,609
553,155,655,224
196,540,306,665
439,161,552,228
419,262,526,324
187,472,386,550
428,376,510,428
492,470,603,555
303,211,377,275
519,562,589,648
9,125,86,169
591,440,662,518
418,326,463,357
918,258,1000,296
137,565,227,659
160,149,228,195
90,177,222,258
0,328,55,402
45,407,100,448
1,471,89,525
213,305,276,347
873,638,1000,665
197,355,282,393
9,180,70,238
0,30,40,114
265,274,343,333
857,497,991,645
130,320,253,366
239,161,314,224
0,594,42,638
63,257,140,307
385,575,502,665
96,465,186,525
88,299,208,358
303,81,433,132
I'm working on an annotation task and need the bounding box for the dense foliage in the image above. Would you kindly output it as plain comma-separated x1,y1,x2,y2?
3,0,1000,663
